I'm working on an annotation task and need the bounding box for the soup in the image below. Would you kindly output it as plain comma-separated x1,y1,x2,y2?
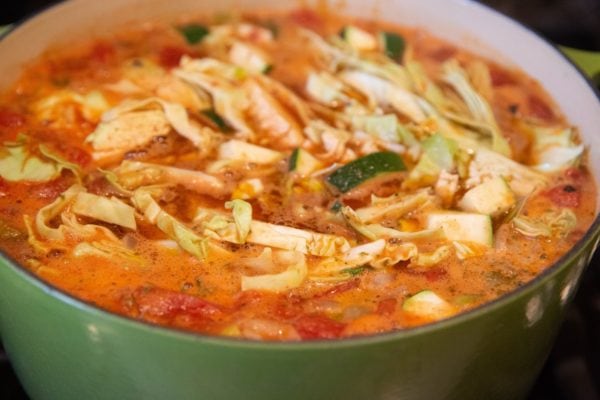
0,8,595,341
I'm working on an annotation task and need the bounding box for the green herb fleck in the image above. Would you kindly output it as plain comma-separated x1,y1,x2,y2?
177,24,209,45
202,109,232,133
341,265,370,277
262,20,279,38
380,31,406,61
330,201,342,213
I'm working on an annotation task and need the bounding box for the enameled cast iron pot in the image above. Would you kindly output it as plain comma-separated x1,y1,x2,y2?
0,1,599,399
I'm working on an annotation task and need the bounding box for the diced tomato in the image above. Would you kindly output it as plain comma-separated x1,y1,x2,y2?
133,286,223,320
424,268,447,282
528,95,555,121
376,298,397,315
159,46,189,68
233,290,265,309
428,46,456,63
31,179,71,200
273,295,304,319
490,67,516,87
544,184,580,208
89,41,116,64
0,109,25,128
288,9,324,30
564,167,584,182
293,314,346,340
316,278,359,298
61,145,91,167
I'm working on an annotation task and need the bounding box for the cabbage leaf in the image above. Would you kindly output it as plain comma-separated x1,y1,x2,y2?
132,188,208,260
113,160,227,196
71,192,136,230
442,60,511,157
224,199,252,243
196,208,350,256
241,251,307,293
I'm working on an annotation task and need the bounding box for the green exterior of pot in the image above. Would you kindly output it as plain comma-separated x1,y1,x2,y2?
1,227,598,400
1,1,600,399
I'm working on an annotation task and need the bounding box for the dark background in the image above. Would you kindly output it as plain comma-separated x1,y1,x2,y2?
0,1,599,400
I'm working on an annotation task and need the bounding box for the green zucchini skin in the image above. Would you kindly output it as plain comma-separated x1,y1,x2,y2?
380,31,406,61
327,151,406,193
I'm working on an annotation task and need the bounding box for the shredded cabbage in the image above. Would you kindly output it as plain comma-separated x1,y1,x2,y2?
412,245,452,267
133,189,208,260
241,251,307,292
113,160,226,196
0,136,61,182
355,190,432,223
513,208,577,238
530,126,584,172
442,60,511,157
196,208,350,256
225,199,252,243
88,97,214,158
71,192,137,230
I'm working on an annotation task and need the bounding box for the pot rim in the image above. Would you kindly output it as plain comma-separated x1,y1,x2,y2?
1,0,599,350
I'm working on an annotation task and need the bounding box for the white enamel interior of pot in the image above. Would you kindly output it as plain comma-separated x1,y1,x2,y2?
1,0,599,181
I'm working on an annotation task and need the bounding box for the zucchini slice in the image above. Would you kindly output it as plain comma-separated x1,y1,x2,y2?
403,290,456,319
458,176,516,217
427,211,493,246
289,148,323,176
327,151,406,193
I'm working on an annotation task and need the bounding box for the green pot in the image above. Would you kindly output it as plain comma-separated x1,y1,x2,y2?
1,1,599,399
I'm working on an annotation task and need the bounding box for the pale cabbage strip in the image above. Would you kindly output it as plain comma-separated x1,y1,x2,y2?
341,205,444,242
0,136,71,183
86,97,214,160
310,239,418,280
195,208,351,257
132,189,209,260
71,192,137,230
339,70,426,122
244,79,304,148
224,199,252,243
306,71,352,106
38,144,82,183
25,185,126,254
113,160,227,196
513,209,577,238
466,148,549,197
87,109,170,160
180,57,307,148
354,190,433,223
241,251,307,293
174,57,253,135
33,89,110,125
442,60,511,157
299,28,411,88
254,74,314,125
529,126,584,172
73,240,142,264
218,140,284,164
304,120,351,162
